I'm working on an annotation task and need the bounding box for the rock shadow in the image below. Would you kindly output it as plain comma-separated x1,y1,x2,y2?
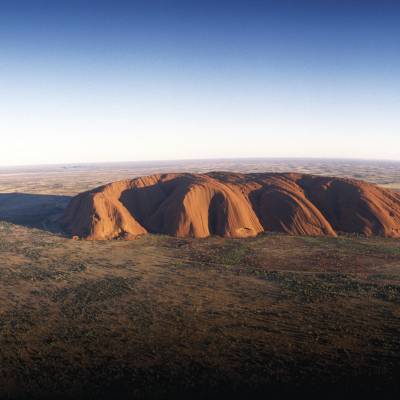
0,193,71,234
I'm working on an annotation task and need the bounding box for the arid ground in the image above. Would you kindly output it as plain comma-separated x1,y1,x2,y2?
0,159,400,399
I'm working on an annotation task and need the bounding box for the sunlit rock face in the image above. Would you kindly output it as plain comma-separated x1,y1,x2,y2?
61,172,400,240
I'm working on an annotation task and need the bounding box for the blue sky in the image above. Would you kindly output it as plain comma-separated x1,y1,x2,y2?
0,0,399,165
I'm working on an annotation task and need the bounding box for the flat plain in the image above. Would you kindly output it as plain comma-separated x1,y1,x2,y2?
0,158,400,399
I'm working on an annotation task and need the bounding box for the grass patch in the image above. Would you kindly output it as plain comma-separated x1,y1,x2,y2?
300,235,400,257
258,271,400,304
191,239,260,268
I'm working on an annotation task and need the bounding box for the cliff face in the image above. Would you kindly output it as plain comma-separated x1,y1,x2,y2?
60,172,400,240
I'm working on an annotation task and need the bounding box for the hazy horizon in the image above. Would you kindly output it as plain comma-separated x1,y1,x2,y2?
1,0,399,165
2,156,400,170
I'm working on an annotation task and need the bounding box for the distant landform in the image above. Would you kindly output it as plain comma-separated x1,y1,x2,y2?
61,172,400,240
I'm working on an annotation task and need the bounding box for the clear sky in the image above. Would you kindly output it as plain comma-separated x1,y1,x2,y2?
0,0,399,166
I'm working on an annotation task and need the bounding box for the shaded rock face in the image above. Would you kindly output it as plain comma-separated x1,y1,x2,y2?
60,172,400,240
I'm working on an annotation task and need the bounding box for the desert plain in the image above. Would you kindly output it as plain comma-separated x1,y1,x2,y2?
0,158,400,399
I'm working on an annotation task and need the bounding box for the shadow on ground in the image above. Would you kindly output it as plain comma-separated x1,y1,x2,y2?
0,193,71,234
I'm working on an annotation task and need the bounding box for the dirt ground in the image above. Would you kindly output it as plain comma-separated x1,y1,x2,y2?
0,159,400,399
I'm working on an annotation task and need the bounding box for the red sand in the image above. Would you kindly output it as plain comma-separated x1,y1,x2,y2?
61,172,400,240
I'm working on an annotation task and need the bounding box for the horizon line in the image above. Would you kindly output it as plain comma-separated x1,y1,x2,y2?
1,155,400,169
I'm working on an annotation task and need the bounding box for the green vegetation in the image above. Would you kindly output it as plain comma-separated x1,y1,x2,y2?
0,225,400,398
